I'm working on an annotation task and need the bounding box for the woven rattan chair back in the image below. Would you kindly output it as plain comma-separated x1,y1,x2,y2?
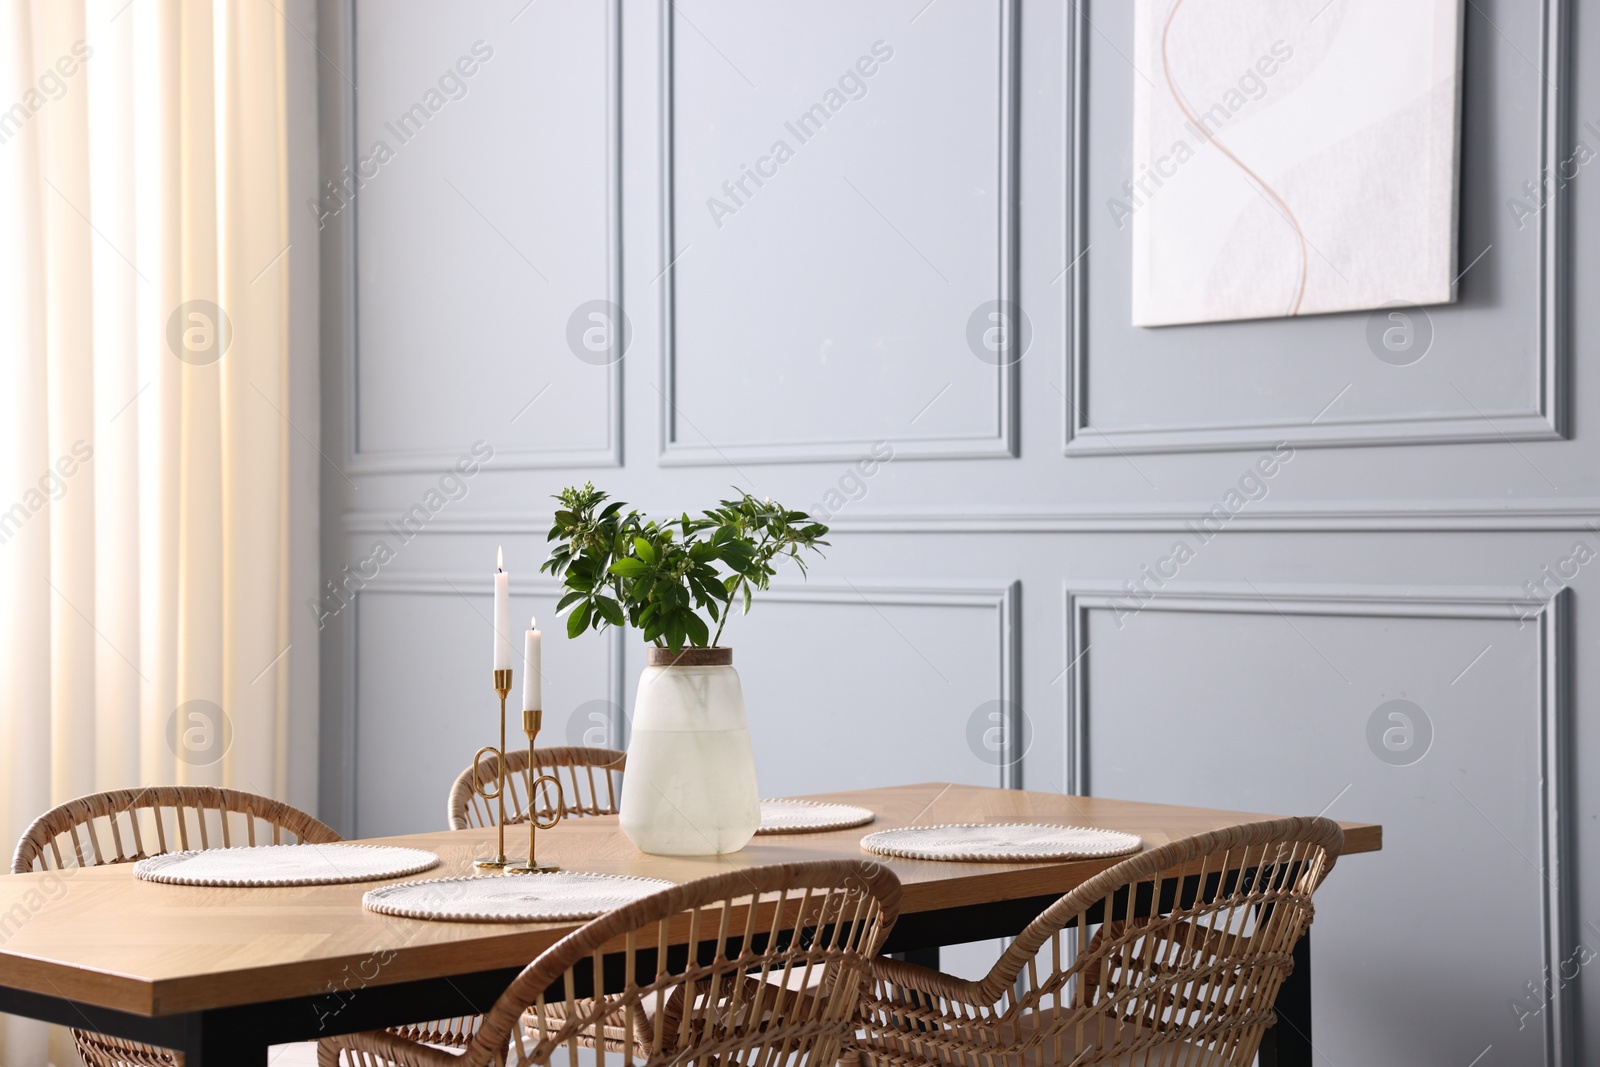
11,785,340,875
320,859,902,1067
856,816,1342,1067
447,745,626,830
10,786,341,1067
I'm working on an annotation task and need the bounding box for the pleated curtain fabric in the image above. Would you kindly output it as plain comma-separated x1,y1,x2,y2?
0,2,293,1057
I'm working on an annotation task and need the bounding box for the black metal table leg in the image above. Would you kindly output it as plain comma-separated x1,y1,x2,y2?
1260,929,1312,1067
182,1007,271,1066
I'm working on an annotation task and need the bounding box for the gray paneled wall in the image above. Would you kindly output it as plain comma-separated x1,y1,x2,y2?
317,1,1600,1062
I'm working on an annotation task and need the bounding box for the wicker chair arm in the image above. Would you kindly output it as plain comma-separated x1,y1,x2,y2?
868,955,989,1007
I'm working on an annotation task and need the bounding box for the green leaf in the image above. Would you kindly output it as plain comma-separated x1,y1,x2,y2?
689,577,722,609
599,500,625,520
566,600,592,639
553,509,575,527
555,590,586,613
742,583,754,614
633,538,657,565
608,558,649,578
594,596,625,627
684,612,709,647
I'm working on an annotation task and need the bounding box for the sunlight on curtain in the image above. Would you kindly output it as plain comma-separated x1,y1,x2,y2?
0,0,293,1058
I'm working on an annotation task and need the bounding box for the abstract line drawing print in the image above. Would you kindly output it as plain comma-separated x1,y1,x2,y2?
1159,0,1309,317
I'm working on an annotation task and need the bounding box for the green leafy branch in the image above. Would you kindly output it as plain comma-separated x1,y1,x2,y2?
541,484,829,652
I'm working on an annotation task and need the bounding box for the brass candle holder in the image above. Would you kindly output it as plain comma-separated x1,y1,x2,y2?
507,708,563,875
473,668,524,870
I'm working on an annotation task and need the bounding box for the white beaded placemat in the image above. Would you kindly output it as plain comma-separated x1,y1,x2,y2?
362,871,677,923
755,799,876,835
860,823,1143,863
134,844,440,888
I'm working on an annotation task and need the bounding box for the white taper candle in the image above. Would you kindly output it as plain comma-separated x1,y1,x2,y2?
494,546,512,672
523,617,542,711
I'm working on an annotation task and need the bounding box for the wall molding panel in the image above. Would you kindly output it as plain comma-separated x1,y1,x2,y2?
345,576,1022,820
1062,582,1574,1066
718,580,1022,787
1060,0,1572,457
823,502,1600,533
340,0,624,475
347,500,1600,536
348,574,628,832
656,0,1021,466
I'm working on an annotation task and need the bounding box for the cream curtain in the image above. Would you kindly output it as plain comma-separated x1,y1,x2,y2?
1,1,296,1059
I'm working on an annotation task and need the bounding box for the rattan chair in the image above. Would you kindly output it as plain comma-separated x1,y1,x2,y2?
10,785,342,1067
446,745,626,831
319,858,902,1066
852,816,1342,1067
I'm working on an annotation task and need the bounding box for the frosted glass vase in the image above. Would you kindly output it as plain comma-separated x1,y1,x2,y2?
619,646,760,856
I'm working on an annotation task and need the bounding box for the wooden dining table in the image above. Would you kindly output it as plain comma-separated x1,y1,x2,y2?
0,782,1379,1065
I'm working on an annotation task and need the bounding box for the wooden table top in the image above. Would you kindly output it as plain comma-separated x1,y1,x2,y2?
0,782,1380,1017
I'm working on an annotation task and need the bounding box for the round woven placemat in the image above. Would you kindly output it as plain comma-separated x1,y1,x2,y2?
134,844,440,887
860,823,1142,863
362,871,677,923
755,799,876,835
